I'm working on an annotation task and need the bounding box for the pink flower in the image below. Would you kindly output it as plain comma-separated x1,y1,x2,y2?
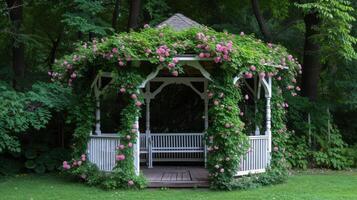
112,48,118,53
128,142,133,148
245,72,253,79
245,94,249,100
173,57,179,64
220,168,225,173
172,71,178,77
77,160,82,166
250,65,256,71
159,57,165,62
267,43,273,48
119,61,125,66
277,76,282,81
225,123,231,128
296,86,301,91
128,180,134,186
292,78,297,83
145,48,152,54
126,135,131,140
287,55,293,61
131,94,137,99
267,72,274,77
81,154,86,161
144,24,150,28
168,63,175,68
70,72,77,79
116,154,125,161
214,57,221,63
159,33,164,37
213,100,219,106
119,144,125,150
131,129,137,133
199,52,205,58
273,146,279,152
240,32,245,36
240,112,244,116
204,53,210,58
135,101,142,107
120,87,126,93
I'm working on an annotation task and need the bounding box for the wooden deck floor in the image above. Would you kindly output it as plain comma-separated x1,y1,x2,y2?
141,166,209,188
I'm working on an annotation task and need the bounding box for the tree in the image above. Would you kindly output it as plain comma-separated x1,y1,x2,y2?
127,0,141,30
296,0,357,101
251,0,272,42
5,0,25,88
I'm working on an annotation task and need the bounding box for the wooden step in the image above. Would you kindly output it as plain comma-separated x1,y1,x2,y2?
148,181,209,188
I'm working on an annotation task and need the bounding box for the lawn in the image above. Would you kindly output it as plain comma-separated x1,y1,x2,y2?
0,170,356,200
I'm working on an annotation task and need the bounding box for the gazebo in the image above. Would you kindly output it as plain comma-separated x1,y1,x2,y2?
86,14,275,187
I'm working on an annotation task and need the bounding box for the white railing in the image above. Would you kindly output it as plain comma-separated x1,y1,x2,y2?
87,134,120,172
236,135,269,176
87,133,269,175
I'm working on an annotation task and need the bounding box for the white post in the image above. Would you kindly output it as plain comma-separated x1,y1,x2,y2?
146,82,153,168
134,116,140,175
265,77,272,160
95,95,101,135
204,80,208,167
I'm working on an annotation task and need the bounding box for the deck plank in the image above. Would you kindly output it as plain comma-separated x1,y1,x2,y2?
141,166,209,187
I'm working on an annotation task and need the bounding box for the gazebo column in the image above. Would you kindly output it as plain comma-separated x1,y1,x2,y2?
95,95,101,135
145,82,153,168
204,80,208,167
263,76,272,160
134,116,140,175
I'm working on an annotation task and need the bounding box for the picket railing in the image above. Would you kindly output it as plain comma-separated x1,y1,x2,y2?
87,133,269,175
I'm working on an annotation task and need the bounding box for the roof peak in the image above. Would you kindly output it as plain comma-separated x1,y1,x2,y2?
156,13,202,31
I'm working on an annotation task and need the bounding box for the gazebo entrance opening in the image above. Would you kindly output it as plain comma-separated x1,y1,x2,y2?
140,77,208,168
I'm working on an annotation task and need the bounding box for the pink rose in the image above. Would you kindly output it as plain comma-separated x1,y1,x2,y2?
81,154,86,161
120,87,126,93
172,71,178,77
131,94,137,99
128,180,134,186
135,101,142,107
250,65,256,71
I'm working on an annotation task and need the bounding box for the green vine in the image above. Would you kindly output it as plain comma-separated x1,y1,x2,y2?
55,26,301,189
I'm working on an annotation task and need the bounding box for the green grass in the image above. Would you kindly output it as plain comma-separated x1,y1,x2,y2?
0,170,356,200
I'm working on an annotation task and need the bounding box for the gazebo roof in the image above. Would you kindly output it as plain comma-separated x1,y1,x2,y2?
156,13,202,31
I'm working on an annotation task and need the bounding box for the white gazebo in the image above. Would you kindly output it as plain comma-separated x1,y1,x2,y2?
86,14,275,185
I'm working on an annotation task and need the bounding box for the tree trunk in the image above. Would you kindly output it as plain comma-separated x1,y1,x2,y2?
112,0,120,31
127,0,141,31
251,0,272,42
302,13,321,101
6,0,25,88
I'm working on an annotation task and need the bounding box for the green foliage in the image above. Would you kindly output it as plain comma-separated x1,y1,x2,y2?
295,0,357,61
0,81,72,153
24,147,70,174
62,0,112,36
206,69,248,190
286,96,352,169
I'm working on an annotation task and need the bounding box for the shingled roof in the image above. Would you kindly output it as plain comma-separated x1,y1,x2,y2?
156,13,202,31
